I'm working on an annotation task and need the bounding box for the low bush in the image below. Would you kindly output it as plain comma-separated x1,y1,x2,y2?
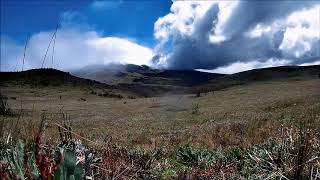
1,110,319,179
191,103,199,115
158,122,320,179
0,92,12,116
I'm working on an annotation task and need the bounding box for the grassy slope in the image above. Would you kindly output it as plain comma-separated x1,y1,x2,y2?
0,68,139,98
72,64,224,96
1,75,319,149
1,65,319,148
1,65,319,178
194,65,320,92
0,68,112,88
72,64,224,86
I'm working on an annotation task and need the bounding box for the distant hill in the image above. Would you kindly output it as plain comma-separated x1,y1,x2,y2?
72,64,225,96
72,64,157,85
195,65,320,92
0,68,111,89
72,64,224,86
1,65,319,97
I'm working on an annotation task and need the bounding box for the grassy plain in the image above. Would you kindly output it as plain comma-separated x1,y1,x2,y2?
1,69,320,179
2,78,319,149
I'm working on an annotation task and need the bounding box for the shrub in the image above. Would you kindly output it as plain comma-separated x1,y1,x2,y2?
159,119,320,179
191,103,199,115
89,90,97,95
0,114,84,180
102,92,123,99
175,145,216,168
0,92,11,116
0,134,62,179
54,150,83,180
79,98,86,101
128,96,136,99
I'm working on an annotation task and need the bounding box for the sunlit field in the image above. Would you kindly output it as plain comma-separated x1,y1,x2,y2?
1,74,319,179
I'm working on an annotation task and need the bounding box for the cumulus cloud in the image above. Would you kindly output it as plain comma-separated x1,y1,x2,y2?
153,1,320,70
198,59,291,74
1,28,153,71
2,1,319,73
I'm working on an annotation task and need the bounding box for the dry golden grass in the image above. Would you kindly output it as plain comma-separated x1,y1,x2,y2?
1,78,319,151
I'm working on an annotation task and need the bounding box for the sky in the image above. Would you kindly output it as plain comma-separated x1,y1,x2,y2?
1,0,320,73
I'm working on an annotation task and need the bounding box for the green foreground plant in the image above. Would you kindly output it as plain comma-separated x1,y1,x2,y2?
1,111,319,179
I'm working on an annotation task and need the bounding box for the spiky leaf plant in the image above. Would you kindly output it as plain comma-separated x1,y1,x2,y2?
54,149,83,180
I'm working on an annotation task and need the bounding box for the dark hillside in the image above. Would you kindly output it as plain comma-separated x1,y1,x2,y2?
195,65,320,92
1,65,318,97
73,64,224,86
0,68,112,88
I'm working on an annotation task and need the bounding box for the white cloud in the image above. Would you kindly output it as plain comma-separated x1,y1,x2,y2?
2,1,319,73
154,1,217,49
299,61,320,66
246,24,272,38
198,59,291,74
1,28,153,71
87,37,153,65
153,1,320,72
209,1,239,43
279,5,320,59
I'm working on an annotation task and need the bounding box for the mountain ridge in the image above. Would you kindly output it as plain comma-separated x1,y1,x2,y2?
1,65,319,97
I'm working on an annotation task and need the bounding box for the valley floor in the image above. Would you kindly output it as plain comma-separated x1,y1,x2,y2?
2,78,319,149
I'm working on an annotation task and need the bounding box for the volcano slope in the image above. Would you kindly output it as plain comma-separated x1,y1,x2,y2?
1,65,319,149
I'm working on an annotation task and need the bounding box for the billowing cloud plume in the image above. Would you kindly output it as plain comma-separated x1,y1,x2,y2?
153,1,320,70
2,1,319,73
1,28,153,71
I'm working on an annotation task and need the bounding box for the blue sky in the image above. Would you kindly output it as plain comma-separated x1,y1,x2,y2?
1,0,171,46
1,0,319,72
